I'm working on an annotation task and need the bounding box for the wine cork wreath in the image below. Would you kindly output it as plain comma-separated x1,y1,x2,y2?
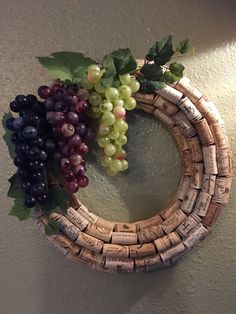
34,73,233,273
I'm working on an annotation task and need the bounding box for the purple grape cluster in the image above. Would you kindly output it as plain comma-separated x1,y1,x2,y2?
38,82,96,193
6,94,56,207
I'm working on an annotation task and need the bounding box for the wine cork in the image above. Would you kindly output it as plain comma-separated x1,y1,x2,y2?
145,260,171,272
202,202,223,228
102,243,129,258
175,77,203,103
136,102,155,114
75,232,104,253
187,137,203,162
78,248,104,266
68,193,80,209
194,191,212,217
161,199,182,220
135,254,163,270
160,242,186,263
137,225,164,244
46,236,69,255
176,213,201,238
212,177,232,204
217,148,233,177
129,243,156,258
46,234,81,255
85,223,112,242
95,217,115,231
172,126,189,151
35,216,48,235
136,214,163,230
111,232,138,245
182,150,192,176
183,224,209,248
114,223,137,233
191,163,203,189
195,98,224,125
155,85,183,104
194,118,214,146
104,258,134,273
171,247,191,264
154,232,181,252
177,176,191,200
134,92,155,104
49,213,80,241
153,95,179,117
66,207,89,231
210,123,229,149
202,174,216,195
153,108,175,128
202,145,218,175
77,203,98,224
173,111,197,138
161,209,187,234
181,187,199,214
220,125,230,147
178,97,202,122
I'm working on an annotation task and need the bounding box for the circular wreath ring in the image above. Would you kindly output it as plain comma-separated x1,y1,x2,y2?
34,61,233,273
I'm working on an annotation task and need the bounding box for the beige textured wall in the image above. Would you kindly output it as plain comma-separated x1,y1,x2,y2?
0,1,236,313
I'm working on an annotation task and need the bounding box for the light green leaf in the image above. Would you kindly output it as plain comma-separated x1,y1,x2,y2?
45,220,61,235
9,199,33,221
100,55,117,88
176,38,192,54
169,62,185,77
2,112,15,159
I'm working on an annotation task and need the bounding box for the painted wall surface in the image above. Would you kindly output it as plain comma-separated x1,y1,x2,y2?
0,1,236,313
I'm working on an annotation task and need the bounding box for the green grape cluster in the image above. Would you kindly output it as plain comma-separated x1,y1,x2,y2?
82,64,140,176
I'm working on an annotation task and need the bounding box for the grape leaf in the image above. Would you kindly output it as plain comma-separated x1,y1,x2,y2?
9,199,33,220
41,185,70,215
45,220,61,235
37,52,96,82
146,35,174,65
163,71,179,84
2,112,15,159
176,38,192,54
140,64,164,81
110,48,137,75
100,55,117,88
137,76,165,93
169,62,185,77
7,174,24,198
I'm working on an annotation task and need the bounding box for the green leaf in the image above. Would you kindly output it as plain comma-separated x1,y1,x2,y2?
169,62,185,77
146,35,174,65
45,220,61,236
140,64,164,81
37,51,96,82
7,174,24,199
137,76,165,93
163,71,179,84
9,199,32,220
41,185,70,215
2,112,15,159
110,48,137,75
176,38,192,54
100,55,117,88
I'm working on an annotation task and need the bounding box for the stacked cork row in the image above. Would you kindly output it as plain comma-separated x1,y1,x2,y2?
34,74,233,273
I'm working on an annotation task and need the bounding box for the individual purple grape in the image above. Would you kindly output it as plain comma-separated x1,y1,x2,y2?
44,139,56,153
29,137,44,148
27,160,45,171
85,129,96,141
23,113,40,127
67,111,79,125
61,123,75,137
60,158,71,171
65,181,79,193
78,176,89,188
31,171,45,182
68,134,81,147
30,182,46,196
60,145,74,157
73,164,85,177
10,100,21,112
24,195,37,207
78,142,88,155
54,101,68,112
64,170,75,182
12,117,24,130
18,142,30,154
26,94,38,104
76,101,89,113
64,94,78,106
37,194,48,204
22,126,38,139
69,153,82,165
45,97,55,111
38,85,51,99
75,123,86,137
38,150,48,161
21,181,31,192
6,118,16,131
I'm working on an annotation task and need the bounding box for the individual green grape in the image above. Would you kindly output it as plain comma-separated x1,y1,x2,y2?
114,148,126,160
118,85,132,99
119,73,131,85
89,106,102,118
98,136,110,148
124,96,136,110
101,112,116,126
106,167,118,177
113,99,124,108
110,159,122,172
95,81,106,93
113,106,126,119
80,77,94,90
121,159,129,171
113,119,128,132
98,124,110,136
115,134,127,146
89,92,103,106
88,64,101,73
108,129,120,140
104,144,116,156
88,70,101,83
105,87,119,101
129,78,140,93
99,101,113,113
101,155,112,167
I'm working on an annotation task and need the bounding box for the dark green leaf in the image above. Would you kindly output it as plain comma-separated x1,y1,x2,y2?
146,35,174,65
37,51,96,82
2,112,15,159
100,55,117,88
110,48,137,75
45,220,61,235
9,199,32,220
169,62,185,77
137,76,165,93
41,185,70,215
176,38,192,54
163,71,179,84
140,64,164,81
7,174,24,199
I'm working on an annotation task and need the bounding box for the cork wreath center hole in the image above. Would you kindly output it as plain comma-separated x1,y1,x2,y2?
77,111,181,222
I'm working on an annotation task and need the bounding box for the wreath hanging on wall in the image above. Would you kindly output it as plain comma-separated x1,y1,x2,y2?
3,36,233,272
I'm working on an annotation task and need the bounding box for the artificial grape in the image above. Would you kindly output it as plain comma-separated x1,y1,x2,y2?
116,134,127,146
27,146,40,159
54,100,68,112
129,78,140,93
64,170,75,182
88,64,101,73
21,181,31,192
64,94,78,106
28,161,45,171
29,137,44,148
30,182,46,197
23,112,40,127
78,143,88,155
100,155,112,167
6,117,16,131
45,97,55,111
106,168,118,177
70,153,82,165
76,101,89,113
68,134,82,147
95,81,105,93
118,85,132,99
89,106,101,118
10,100,21,112
26,94,38,104
119,73,131,85
104,144,116,156
78,176,89,187
14,155,27,167
44,139,56,153
105,87,119,101
98,136,110,148
38,150,48,161
98,124,110,136
113,106,126,119
80,77,94,90
73,164,85,177
101,112,116,126
99,101,113,113
85,129,96,142
61,123,75,137
124,96,136,110
114,148,126,160
22,126,38,139
89,92,102,106
17,168,30,180
121,159,129,171
31,171,45,182
38,85,51,99
66,181,79,193
88,70,101,83
31,101,44,114
108,129,120,140
11,132,20,144
60,145,74,157
113,99,124,107
37,194,47,204
60,158,71,171
113,119,128,132
77,89,89,101
110,159,122,172
67,111,79,125
24,195,37,208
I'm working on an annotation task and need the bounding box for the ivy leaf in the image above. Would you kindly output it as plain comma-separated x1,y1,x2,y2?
9,199,33,220
100,55,117,88
110,48,137,75
2,112,15,159
45,220,61,236
169,62,185,77
137,76,165,93
7,174,24,198
176,38,192,54
140,64,164,81
146,35,174,65
37,51,96,82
